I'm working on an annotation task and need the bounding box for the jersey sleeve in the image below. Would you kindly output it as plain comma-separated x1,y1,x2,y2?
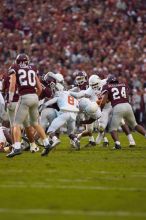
101,84,108,95
69,90,86,99
8,64,18,75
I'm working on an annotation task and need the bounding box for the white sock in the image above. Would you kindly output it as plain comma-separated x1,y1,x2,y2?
115,141,120,145
52,136,58,142
103,137,108,142
43,138,49,147
30,142,37,148
89,136,95,142
127,134,135,144
14,142,21,149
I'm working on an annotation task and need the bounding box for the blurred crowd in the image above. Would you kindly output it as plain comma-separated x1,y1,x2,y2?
0,0,146,125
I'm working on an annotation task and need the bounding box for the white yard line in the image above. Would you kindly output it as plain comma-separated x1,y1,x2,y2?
0,183,145,192
0,169,145,177
0,208,146,217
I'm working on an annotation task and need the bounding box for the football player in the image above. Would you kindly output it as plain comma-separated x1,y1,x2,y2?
3,68,40,153
77,97,102,145
101,75,146,149
70,74,109,146
7,53,51,157
41,73,80,156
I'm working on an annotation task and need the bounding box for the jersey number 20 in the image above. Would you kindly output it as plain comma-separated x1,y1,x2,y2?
18,69,36,86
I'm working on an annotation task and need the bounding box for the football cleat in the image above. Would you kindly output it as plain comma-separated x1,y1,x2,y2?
113,144,122,150
51,138,61,148
71,138,80,150
21,137,30,151
30,146,39,153
103,141,109,147
129,143,136,148
89,141,96,146
41,144,53,156
6,148,22,158
129,141,136,148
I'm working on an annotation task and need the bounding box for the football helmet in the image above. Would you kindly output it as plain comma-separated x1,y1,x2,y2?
89,75,101,90
79,98,91,112
55,73,64,84
15,53,29,65
107,74,119,84
74,70,88,89
44,72,64,92
85,102,98,114
79,98,100,117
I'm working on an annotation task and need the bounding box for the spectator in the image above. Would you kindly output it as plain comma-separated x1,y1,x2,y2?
0,0,145,90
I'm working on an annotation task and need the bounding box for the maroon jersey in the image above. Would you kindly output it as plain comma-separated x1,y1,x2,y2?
8,64,38,96
3,75,19,102
102,83,129,107
39,84,52,100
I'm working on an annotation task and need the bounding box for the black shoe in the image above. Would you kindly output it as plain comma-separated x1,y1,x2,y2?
6,149,22,158
129,144,136,148
113,144,121,150
41,144,52,156
103,141,109,147
89,141,96,146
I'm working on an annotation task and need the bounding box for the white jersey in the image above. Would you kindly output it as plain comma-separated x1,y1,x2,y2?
45,91,79,113
69,86,80,92
70,79,107,102
0,92,5,105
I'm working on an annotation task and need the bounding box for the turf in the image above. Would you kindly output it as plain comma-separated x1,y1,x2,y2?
0,132,146,220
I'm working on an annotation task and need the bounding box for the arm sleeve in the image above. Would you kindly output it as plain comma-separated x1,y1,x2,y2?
69,90,86,99
44,97,58,107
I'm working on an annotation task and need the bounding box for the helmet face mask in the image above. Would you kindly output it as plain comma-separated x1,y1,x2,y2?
89,75,101,90
74,70,88,86
75,75,87,86
91,82,100,90
43,72,65,93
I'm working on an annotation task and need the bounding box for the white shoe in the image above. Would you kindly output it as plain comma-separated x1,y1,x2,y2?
129,141,136,147
70,138,80,150
30,146,39,153
51,138,61,147
96,132,104,144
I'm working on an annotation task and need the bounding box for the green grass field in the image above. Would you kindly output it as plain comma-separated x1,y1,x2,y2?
0,132,146,220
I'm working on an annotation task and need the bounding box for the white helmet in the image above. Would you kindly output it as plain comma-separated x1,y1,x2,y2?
43,71,55,81
79,98,91,112
55,73,65,91
89,75,101,90
55,73,64,83
79,98,98,113
85,102,98,114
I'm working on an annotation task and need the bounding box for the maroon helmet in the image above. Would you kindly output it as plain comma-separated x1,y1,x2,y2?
15,53,30,65
43,73,57,93
107,74,119,84
74,70,88,90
